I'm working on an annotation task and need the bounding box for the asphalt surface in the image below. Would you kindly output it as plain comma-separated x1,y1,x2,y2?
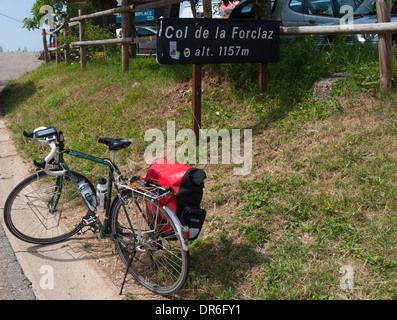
0,52,42,300
0,220,36,300
0,52,43,91
0,52,121,300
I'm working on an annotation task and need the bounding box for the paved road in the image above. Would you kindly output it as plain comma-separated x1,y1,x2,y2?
0,52,42,300
0,52,121,300
0,52,43,91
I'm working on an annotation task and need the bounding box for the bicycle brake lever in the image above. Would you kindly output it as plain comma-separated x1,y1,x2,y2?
22,130,33,146
33,160,46,169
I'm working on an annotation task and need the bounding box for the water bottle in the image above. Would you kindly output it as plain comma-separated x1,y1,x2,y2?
78,180,96,211
96,177,108,212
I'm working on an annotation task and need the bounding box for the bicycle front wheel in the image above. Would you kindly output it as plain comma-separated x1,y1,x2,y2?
111,190,190,295
3,170,94,245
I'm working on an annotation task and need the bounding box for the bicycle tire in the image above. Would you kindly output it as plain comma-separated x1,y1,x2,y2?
110,190,190,295
3,170,95,245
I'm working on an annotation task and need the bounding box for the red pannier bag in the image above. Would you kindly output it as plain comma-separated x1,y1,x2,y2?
145,159,207,240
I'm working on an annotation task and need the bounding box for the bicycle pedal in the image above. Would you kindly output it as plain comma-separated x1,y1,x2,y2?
83,215,97,226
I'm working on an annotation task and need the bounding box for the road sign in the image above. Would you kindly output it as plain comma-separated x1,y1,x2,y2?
156,18,280,65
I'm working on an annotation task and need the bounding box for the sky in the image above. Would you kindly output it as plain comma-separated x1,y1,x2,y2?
0,0,43,52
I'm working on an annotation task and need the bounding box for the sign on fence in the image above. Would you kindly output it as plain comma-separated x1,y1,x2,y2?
156,18,280,65
135,8,155,22
116,8,155,23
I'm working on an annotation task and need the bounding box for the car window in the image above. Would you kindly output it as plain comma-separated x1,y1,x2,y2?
289,0,305,13
230,0,278,18
392,0,397,14
355,0,397,15
337,0,360,9
232,1,255,18
136,27,155,37
241,2,254,13
307,0,337,16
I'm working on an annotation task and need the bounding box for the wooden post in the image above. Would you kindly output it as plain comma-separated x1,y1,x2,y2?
203,0,212,18
377,0,392,90
259,62,268,95
55,31,60,65
79,9,87,69
255,0,272,95
42,29,49,63
192,64,202,137
63,17,70,64
121,0,131,72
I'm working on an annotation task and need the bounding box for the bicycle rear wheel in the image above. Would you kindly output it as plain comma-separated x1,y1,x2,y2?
111,190,190,295
3,170,94,244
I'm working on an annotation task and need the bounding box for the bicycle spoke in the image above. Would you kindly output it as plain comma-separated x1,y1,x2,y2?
111,190,189,295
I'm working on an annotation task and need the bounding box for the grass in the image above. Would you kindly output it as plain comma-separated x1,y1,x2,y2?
1,36,397,299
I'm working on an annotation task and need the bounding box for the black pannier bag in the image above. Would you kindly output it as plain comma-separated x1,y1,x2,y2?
145,159,207,240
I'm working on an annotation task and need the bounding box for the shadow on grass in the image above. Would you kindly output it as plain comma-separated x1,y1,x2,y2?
183,235,270,299
0,80,37,115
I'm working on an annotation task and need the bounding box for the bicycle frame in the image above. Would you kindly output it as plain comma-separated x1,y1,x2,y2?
56,146,125,237
39,134,189,252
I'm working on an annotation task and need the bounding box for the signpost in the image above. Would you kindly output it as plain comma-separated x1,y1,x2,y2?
157,18,280,64
156,18,280,136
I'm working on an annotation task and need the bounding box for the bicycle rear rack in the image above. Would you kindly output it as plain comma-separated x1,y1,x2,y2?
115,172,173,204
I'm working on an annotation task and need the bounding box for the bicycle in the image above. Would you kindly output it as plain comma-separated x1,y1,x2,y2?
3,126,196,295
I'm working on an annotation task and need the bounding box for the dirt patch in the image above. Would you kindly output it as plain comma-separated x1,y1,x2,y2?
161,67,224,117
313,72,349,99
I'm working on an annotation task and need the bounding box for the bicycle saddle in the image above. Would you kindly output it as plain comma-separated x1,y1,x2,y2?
98,138,132,151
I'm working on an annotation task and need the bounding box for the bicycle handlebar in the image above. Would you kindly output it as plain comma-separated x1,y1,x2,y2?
23,126,66,177
23,126,47,144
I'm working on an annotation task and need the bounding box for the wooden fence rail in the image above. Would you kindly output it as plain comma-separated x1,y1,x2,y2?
280,22,397,35
42,19,78,64
69,35,156,47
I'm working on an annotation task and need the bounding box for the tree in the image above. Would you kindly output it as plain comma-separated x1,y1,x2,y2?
22,0,115,31
23,0,68,31
91,0,118,31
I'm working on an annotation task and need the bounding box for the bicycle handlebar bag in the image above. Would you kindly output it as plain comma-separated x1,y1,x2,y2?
145,159,207,240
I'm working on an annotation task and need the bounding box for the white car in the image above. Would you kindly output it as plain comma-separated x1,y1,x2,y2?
116,26,157,55
229,0,397,45
229,0,361,27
